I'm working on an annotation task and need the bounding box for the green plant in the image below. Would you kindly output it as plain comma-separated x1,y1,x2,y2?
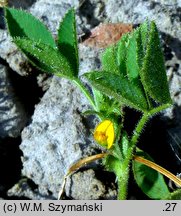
4,7,181,200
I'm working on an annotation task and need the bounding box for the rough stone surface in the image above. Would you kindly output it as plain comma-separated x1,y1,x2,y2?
0,30,33,76
29,0,74,36
65,169,117,200
79,44,102,76
0,1,37,76
7,178,55,200
8,0,36,9
0,64,27,138
20,76,100,198
106,0,181,39
0,0,181,199
0,29,32,76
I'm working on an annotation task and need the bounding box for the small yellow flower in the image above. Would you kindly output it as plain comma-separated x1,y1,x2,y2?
94,120,115,149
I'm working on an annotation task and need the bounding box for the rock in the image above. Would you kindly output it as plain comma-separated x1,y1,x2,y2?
79,43,102,76
105,0,181,38
8,178,55,200
154,0,181,7
0,64,27,138
65,169,117,200
30,0,105,36
0,30,33,76
8,0,36,9
20,76,100,198
29,0,79,35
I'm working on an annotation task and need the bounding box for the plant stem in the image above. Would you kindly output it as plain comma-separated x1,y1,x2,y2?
117,161,130,200
73,79,97,111
117,103,171,200
117,169,129,200
129,103,171,160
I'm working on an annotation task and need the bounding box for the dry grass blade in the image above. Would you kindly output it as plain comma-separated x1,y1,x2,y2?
58,153,107,199
58,153,181,199
134,155,181,187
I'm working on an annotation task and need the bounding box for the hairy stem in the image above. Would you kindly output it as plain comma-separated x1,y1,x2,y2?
117,103,171,200
129,103,171,161
117,168,129,200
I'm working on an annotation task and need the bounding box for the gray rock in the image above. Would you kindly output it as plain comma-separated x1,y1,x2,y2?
105,0,181,39
20,76,100,198
8,0,36,9
0,30,32,76
79,44,102,76
65,169,117,200
154,0,181,7
8,178,55,200
0,64,27,138
30,0,79,35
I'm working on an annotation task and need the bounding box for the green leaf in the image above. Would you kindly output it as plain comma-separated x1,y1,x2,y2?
133,149,170,199
120,132,129,159
164,189,181,200
5,7,56,48
103,154,122,178
101,46,120,75
14,38,72,77
101,21,171,110
117,35,128,77
84,71,148,111
136,21,149,69
92,88,115,113
140,21,172,104
100,27,150,111
136,23,153,109
58,9,79,77
126,33,140,80
102,33,140,81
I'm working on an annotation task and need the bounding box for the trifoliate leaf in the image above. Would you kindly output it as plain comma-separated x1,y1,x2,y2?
98,21,171,111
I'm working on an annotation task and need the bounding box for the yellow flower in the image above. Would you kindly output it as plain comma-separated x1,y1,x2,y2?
94,120,115,149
